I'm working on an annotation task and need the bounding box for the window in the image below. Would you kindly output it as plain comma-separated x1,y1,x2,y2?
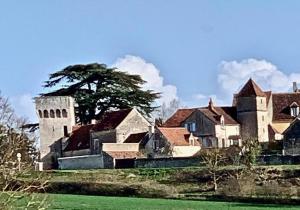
56,109,61,118
261,99,263,104
50,109,55,118
185,122,196,132
291,107,299,117
38,110,43,118
43,110,49,118
63,126,68,137
62,109,68,118
262,115,264,121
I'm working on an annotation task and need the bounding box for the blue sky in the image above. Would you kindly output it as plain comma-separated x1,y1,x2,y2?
1,0,300,121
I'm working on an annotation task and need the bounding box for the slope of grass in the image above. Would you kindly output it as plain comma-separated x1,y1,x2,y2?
44,194,300,210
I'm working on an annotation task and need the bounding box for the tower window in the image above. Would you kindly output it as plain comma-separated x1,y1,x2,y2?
262,115,264,121
43,110,49,118
63,126,68,137
56,109,61,118
62,109,68,118
38,110,43,118
50,109,55,118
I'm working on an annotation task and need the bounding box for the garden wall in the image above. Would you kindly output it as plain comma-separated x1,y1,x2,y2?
135,155,300,168
58,155,104,170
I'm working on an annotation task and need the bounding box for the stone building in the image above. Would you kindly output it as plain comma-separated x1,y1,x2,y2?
145,126,201,158
164,78,300,148
63,108,150,157
35,95,150,169
282,117,300,155
35,96,76,169
163,99,240,148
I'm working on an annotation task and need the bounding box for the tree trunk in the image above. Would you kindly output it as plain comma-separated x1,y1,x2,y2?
213,172,217,191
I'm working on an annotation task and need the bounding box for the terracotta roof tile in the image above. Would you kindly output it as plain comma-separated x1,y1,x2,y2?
163,108,196,127
92,109,132,132
272,93,300,121
64,124,94,151
158,127,200,146
199,106,239,125
238,79,266,97
123,132,148,143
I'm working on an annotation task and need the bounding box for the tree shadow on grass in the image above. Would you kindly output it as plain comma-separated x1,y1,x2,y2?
229,202,300,209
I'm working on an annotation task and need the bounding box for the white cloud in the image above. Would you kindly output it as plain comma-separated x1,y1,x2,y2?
112,55,178,105
194,58,300,106
11,94,37,123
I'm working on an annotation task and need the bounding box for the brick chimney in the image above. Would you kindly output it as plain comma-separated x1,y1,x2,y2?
293,82,299,93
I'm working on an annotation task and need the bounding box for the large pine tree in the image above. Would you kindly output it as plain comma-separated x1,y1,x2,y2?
42,63,160,124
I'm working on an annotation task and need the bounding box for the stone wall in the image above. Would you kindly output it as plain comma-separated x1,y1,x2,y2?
58,155,103,170
63,149,90,157
135,155,300,168
116,109,150,143
102,143,140,152
135,157,201,168
183,110,215,137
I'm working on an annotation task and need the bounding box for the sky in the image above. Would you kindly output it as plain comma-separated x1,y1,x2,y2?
2,0,300,122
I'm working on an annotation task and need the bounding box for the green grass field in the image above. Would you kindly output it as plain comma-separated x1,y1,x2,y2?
43,194,300,210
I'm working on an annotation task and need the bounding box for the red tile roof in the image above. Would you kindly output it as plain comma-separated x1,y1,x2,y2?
238,79,266,97
92,109,132,132
199,106,239,125
158,127,200,146
104,151,144,159
272,93,300,121
163,108,196,127
264,91,272,105
64,124,94,151
123,132,148,143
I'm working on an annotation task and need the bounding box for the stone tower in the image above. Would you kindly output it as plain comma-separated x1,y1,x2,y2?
35,96,76,168
236,79,269,143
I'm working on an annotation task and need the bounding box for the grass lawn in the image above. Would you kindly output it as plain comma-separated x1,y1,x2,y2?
44,194,300,210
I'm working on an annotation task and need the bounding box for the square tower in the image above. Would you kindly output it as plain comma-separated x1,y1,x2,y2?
236,79,269,143
35,96,76,168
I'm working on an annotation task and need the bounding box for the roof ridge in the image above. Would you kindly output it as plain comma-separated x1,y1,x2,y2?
238,78,266,97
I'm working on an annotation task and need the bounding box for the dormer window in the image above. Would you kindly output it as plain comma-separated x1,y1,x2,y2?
290,102,299,117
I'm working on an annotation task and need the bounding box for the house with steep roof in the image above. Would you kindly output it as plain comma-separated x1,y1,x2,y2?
63,108,150,157
145,126,201,158
282,117,300,155
163,78,300,148
183,99,240,148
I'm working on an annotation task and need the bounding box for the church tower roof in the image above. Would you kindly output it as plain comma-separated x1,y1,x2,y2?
238,78,266,97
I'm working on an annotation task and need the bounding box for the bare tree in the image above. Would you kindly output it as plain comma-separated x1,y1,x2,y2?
157,98,180,122
0,93,48,209
200,148,226,191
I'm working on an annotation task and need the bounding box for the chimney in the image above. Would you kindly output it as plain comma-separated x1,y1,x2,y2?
293,82,298,92
148,125,155,136
208,98,217,113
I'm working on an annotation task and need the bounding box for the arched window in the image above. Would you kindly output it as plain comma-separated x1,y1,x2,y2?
56,109,61,118
62,109,68,118
38,110,43,118
43,110,49,118
50,109,55,118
